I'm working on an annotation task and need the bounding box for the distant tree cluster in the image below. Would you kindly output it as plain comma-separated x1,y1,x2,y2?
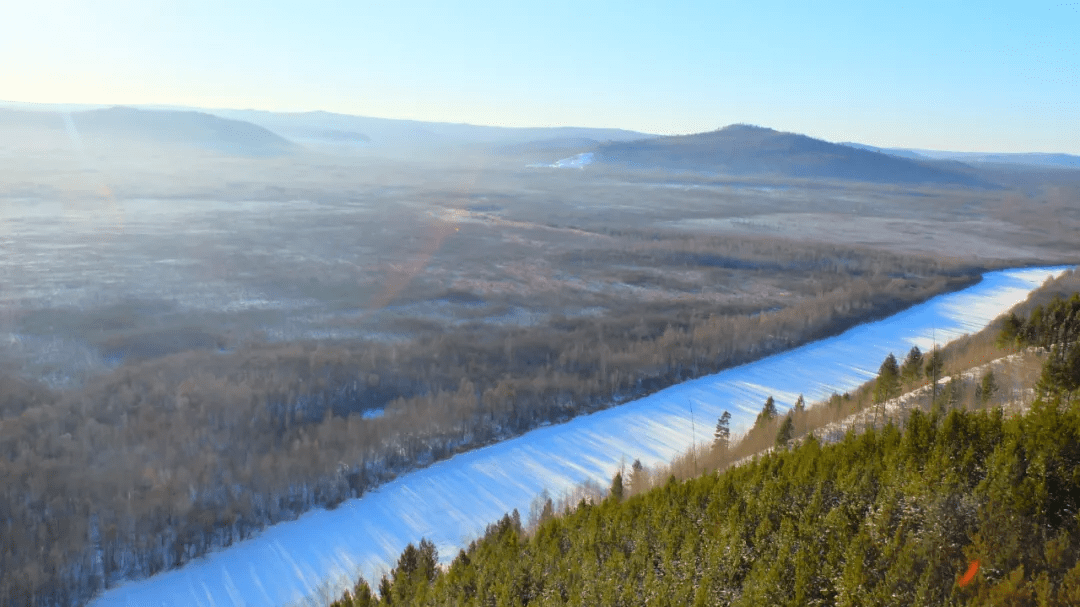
1001,293,1080,400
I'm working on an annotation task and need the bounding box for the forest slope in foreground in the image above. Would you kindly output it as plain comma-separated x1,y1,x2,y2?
332,281,1080,607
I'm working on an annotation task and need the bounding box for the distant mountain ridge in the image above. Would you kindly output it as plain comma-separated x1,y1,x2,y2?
594,124,986,186
0,106,295,156
495,137,605,157
208,108,652,150
0,102,649,155
74,107,295,155
842,142,1080,169
2,100,1074,171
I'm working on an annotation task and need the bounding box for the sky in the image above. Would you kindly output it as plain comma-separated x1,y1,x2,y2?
1,0,1077,153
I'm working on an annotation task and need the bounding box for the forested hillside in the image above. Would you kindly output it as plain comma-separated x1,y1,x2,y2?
594,125,984,185
332,293,1080,606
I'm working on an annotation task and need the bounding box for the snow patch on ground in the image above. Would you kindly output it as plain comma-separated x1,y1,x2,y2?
90,266,1069,607
527,152,594,169
812,348,1044,446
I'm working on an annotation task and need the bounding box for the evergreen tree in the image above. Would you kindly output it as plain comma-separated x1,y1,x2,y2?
755,396,777,429
334,578,377,607
540,496,555,524
775,414,794,448
609,471,624,502
874,353,900,403
794,394,806,414
977,370,998,404
934,375,963,414
901,346,923,383
628,459,646,495
328,291,1080,607
997,312,1022,348
377,576,392,603
333,400,1080,607
713,411,731,451
1039,343,1080,399
925,348,944,395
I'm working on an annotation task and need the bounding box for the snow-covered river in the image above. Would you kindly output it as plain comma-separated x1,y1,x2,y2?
91,266,1069,607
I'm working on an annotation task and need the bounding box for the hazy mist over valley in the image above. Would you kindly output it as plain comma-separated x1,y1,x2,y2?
3,100,1079,605
2,1,1079,605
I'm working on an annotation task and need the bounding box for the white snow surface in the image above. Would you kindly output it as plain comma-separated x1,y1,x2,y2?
527,152,594,169
90,266,1069,607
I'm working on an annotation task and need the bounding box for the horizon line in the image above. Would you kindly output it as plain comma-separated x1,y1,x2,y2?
1,98,1077,157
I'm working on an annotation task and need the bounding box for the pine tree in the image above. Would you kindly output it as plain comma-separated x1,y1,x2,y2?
775,414,794,448
873,353,900,427
997,312,1022,348
713,411,731,451
901,346,923,383
924,347,941,384
338,579,375,607
874,353,900,403
610,472,624,503
794,394,806,414
977,370,998,404
755,396,777,429
628,459,646,495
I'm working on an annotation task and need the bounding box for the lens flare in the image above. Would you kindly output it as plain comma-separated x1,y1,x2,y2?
958,560,979,587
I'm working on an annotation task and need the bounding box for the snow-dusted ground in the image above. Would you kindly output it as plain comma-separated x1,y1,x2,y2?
808,348,1043,447
527,152,594,169
90,266,1069,607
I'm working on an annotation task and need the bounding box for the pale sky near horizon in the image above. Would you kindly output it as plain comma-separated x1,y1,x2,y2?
1,1,1077,153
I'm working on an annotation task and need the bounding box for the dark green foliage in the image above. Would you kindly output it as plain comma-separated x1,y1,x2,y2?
609,472,624,503
328,292,1080,607
793,394,806,414
755,396,777,429
925,347,944,385
872,352,901,427
334,579,376,607
874,353,901,414
1039,344,1080,399
1010,292,1080,352
714,411,732,451
334,400,1080,606
931,374,965,416
775,414,794,448
998,312,1023,348
901,345,924,383
1003,292,1080,401
977,370,998,404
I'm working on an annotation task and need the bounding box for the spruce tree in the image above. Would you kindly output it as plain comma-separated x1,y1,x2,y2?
925,349,944,390
610,471,624,503
978,370,998,404
874,353,900,403
755,396,777,429
775,414,794,448
901,346,923,383
713,411,731,451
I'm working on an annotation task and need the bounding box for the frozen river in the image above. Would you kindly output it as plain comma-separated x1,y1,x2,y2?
91,266,1070,607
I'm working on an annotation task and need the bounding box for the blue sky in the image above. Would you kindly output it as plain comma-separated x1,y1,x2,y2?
2,1,1077,152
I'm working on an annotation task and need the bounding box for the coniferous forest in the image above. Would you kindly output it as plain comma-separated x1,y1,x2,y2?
331,295,1080,607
